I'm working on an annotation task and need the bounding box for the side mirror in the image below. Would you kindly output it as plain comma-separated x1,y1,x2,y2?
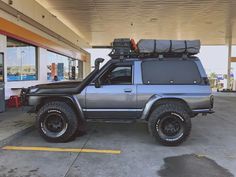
95,79,101,88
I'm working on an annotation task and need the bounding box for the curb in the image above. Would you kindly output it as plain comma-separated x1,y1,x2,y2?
0,126,34,147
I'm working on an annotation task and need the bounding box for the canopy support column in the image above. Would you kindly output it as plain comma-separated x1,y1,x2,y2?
227,37,232,90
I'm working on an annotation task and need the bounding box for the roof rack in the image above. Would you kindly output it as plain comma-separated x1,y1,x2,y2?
109,38,200,60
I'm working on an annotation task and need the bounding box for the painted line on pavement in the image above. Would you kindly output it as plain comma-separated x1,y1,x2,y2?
2,146,121,154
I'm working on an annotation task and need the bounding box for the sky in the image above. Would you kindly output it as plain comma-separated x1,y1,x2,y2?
197,46,228,75
87,46,236,77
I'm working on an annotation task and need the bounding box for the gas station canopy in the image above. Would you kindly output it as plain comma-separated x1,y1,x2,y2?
37,0,236,46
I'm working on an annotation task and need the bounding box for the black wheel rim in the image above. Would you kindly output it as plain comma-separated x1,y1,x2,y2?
156,112,184,141
41,112,68,138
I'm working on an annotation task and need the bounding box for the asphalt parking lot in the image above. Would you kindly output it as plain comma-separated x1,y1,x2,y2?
0,95,236,177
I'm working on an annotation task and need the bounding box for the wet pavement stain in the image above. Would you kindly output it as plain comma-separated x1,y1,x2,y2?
0,166,42,177
158,154,234,177
13,120,27,127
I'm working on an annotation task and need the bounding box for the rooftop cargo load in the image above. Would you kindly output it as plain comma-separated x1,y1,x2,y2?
109,38,201,59
137,39,200,55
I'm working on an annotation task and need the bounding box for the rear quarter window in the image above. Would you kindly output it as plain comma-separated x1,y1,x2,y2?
142,59,201,85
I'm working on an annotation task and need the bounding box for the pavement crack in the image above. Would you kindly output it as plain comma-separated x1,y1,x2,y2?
63,132,93,177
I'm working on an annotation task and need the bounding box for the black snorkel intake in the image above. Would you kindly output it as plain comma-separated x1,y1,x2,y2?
20,58,105,99
68,57,104,94
70,57,105,94
95,58,105,70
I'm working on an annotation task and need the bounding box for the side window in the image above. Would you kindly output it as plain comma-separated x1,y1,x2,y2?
142,60,201,85
100,65,132,85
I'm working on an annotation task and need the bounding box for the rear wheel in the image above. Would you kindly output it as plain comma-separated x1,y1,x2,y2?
148,103,191,146
37,101,78,142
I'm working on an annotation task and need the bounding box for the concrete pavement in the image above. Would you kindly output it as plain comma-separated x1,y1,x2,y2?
0,108,34,146
0,96,236,177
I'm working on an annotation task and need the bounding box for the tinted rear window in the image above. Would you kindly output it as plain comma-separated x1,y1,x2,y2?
142,60,201,85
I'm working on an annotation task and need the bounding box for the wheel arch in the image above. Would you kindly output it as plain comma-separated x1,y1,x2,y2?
36,95,85,121
141,96,192,121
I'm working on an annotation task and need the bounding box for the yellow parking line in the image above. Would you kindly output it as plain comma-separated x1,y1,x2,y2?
2,146,121,154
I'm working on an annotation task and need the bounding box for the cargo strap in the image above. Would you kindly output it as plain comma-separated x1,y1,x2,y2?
169,40,172,52
184,40,187,53
154,40,156,53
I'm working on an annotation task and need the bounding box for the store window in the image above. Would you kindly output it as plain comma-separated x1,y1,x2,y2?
7,38,37,81
47,51,83,81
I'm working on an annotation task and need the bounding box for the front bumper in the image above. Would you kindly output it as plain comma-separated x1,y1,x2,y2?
20,88,30,106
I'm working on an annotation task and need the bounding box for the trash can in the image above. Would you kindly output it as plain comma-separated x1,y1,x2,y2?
0,83,5,112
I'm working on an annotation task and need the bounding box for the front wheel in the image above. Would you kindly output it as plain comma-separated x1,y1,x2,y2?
36,101,78,142
148,103,191,146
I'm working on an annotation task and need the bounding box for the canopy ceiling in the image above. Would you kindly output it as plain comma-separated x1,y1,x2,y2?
36,0,236,46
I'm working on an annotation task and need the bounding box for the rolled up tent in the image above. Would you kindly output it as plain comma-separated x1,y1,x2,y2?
137,39,200,55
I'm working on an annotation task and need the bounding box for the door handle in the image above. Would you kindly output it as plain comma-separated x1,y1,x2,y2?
124,88,132,93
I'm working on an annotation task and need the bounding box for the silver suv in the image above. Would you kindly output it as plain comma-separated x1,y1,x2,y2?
23,40,214,146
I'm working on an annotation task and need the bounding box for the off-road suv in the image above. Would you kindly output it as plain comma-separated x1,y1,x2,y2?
22,39,214,146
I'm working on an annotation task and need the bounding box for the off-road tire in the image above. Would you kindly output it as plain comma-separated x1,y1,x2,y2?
36,101,78,142
148,103,191,146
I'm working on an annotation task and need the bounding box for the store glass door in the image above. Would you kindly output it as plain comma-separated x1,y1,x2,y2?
0,53,5,112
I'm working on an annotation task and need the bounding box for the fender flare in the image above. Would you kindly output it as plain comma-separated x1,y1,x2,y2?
71,95,85,121
35,95,85,121
140,95,191,120
140,95,162,120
